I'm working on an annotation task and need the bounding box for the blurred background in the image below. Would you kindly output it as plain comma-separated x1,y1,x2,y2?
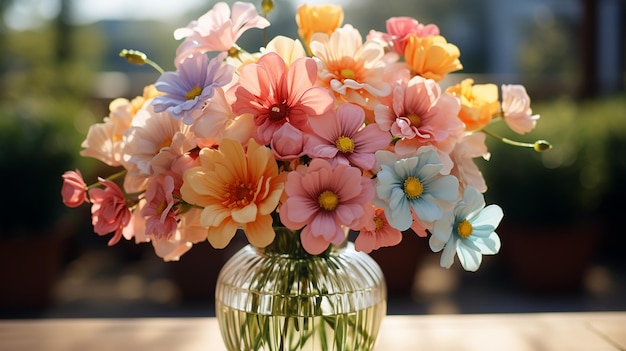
0,0,624,318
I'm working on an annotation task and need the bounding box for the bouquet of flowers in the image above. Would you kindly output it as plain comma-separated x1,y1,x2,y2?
61,1,549,272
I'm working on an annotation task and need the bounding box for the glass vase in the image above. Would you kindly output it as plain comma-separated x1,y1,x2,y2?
215,228,387,351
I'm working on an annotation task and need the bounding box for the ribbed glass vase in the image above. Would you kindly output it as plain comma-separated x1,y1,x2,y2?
215,228,387,351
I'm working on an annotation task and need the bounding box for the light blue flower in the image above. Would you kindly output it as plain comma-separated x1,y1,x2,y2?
152,52,234,125
430,186,503,272
374,148,459,231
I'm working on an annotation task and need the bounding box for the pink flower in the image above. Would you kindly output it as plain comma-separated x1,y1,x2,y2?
174,1,270,62
279,159,375,254
88,178,133,246
382,17,440,54
450,132,490,193
306,103,391,170
354,205,402,253
270,123,307,161
231,52,334,145
375,75,463,172
142,174,179,238
61,170,88,208
501,84,540,134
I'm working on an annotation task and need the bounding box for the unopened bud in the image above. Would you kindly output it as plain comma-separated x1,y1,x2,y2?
533,140,552,152
119,49,148,65
261,0,274,14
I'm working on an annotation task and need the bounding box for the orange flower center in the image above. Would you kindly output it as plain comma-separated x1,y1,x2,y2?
407,113,421,127
318,190,339,211
224,180,255,208
269,102,289,122
374,216,384,231
155,137,172,154
457,219,473,238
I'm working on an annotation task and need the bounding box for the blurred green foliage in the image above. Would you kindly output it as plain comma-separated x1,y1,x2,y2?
483,93,626,227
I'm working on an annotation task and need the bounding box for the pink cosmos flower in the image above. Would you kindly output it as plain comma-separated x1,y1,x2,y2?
306,103,391,170
501,84,540,134
88,178,133,246
61,170,88,208
174,1,270,62
380,17,440,55
450,132,490,193
375,75,463,172
231,52,334,145
279,159,375,254
354,205,402,253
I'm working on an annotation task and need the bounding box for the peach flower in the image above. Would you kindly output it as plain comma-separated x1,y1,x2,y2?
61,170,88,208
88,178,133,246
181,138,285,248
404,35,462,82
445,78,500,131
296,4,343,49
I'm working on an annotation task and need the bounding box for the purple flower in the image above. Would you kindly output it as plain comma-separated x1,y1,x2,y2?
152,53,234,124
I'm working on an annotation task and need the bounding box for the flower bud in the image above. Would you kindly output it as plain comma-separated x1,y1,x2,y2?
262,0,274,15
119,49,148,65
533,140,552,152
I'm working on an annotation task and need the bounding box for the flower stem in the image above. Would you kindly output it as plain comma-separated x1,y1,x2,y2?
481,129,552,152
86,169,127,190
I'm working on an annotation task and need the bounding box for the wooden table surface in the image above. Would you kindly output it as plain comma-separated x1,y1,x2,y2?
1,312,624,350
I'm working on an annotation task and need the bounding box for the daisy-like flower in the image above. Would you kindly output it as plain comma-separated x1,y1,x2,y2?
279,159,375,255
501,84,540,134
306,103,391,170
310,25,391,110
404,35,463,82
88,178,133,246
180,138,285,249
374,147,459,231
231,52,334,145
429,186,502,272
374,75,463,172
173,1,270,62
445,78,500,131
123,105,196,178
152,53,234,125
354,205,402,253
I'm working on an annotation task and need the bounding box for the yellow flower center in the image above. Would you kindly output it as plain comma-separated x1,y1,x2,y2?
340,68,356,79
185,85,202,100
457,219,473,238
318,190,339,211
335,136,355,153
374,216,385,231
156,199,168,216
407,113,421,127
224,180,255,208
403,176,423,199
155,137,172,154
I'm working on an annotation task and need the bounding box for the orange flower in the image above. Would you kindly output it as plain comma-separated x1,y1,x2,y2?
180,138,285,248
446,78,500,131
296,4,343,49
404,35,462,81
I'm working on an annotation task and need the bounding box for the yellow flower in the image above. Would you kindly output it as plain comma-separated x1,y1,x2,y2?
296,4,343,49
180,139,285,248
445,78,500,131
404,35,463,82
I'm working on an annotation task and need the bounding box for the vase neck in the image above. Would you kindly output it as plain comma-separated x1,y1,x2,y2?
256,227,347,258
